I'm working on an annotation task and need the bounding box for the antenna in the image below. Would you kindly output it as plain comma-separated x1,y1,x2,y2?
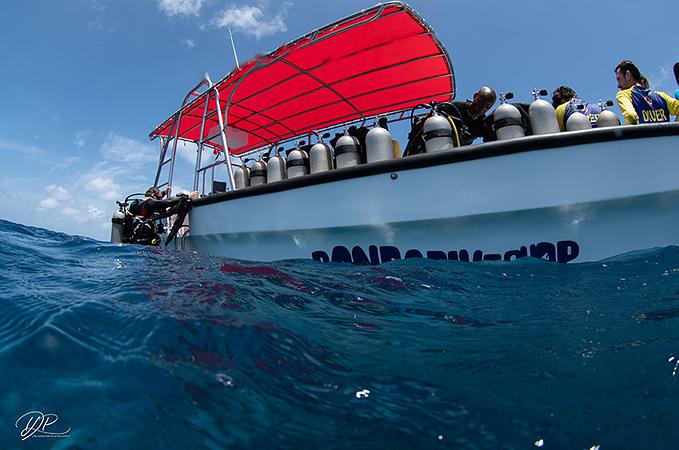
228,28,240,70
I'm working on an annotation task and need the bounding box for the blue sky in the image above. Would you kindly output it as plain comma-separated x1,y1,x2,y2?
1,0,678,241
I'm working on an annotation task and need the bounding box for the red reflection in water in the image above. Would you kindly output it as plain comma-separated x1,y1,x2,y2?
220,264,312,292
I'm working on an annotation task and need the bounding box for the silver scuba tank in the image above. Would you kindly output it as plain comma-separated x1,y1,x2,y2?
309,133,334,174
234,163,251,190
334,131,361,169
529,88,559,135
111,209,125,243
493,92,525,141
423,109,455,152
266,147,287,183
250,159,268,186
366,121,394,162
286,141,309,178
596,99,621,128
565,102,591,131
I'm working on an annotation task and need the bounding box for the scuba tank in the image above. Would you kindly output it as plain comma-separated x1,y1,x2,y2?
250,159,268,186
286,141,310,178
596,99,621,128
309,133,334,174
377,116,401,159
110,208,125,243
493,92,525,140
334,130,361,169
266,146,287,183
234,160,251,190
423,107,455,153
565,102,592,131
529,88,559,135
366,119,394,162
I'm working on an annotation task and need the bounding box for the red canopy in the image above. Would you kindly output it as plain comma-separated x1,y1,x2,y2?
149,1,454,155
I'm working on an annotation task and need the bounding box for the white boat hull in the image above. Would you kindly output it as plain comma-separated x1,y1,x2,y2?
178,125,679,263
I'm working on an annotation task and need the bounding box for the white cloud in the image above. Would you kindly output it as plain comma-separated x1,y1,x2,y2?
100,132,156,166
213,2,292,40
25,127,194,240
0,139,45,158
74,130,91,148
49,156,80,174
87,205,105,219
85,176,119,192
177,141,199,164
38,198,59,210
62,206,89,224
88,18,103,30
648,65,671,91
39,185,71,210
159,0,204,17
45,184,71,201
182,38,196,49
85,176,122,201
38,184,110,225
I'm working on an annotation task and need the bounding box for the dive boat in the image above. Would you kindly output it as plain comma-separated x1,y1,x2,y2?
112,1,679,264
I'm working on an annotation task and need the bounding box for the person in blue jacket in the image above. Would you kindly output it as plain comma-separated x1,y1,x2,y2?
551,85,602,131
674,62,679,100
614,60,679,124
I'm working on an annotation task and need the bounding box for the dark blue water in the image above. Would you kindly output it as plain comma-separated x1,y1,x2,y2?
2,218,679,449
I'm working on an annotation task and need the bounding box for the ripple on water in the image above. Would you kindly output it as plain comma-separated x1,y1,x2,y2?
3,219,679,449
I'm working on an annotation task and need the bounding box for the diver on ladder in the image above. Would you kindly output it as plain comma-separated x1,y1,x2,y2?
130,187,179,218
112,187,195,246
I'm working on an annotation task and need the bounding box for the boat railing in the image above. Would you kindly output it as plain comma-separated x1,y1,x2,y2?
157,78,423,197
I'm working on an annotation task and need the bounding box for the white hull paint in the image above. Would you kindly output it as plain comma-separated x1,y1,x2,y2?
178,127,679,263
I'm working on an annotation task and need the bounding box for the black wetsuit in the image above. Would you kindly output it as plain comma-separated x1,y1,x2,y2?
130,197,183,218
126,196,191,246
403,102,492,156
440,101,492,146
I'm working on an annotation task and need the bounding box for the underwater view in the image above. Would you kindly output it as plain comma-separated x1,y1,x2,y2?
2,217,679,449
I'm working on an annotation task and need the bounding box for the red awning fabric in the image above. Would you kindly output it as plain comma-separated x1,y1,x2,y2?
149,1,454,156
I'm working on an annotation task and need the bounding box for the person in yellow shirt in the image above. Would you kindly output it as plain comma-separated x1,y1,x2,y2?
614,60,679,124
552,85,602,131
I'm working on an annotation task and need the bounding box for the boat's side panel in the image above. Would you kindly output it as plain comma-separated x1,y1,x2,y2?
183,135,679,262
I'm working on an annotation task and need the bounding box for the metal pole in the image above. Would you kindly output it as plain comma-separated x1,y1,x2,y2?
228,28,240,70
154,117,177,187
153,137,167,187
213,88,236,190
194,89,211,191
166,111,183,197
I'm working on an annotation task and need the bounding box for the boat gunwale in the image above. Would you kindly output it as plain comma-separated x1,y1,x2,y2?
191,123,679,207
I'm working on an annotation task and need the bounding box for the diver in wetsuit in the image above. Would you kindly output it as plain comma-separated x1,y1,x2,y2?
403,87,497,156
126,187,194,245
440,86,497,146
130,187,185,217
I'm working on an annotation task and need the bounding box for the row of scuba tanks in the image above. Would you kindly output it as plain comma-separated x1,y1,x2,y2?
233,89,622,190
234,109,467,190
493,88,621,140
234,126,401,189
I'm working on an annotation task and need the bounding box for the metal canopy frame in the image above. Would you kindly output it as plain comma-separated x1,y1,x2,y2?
150,1,454,195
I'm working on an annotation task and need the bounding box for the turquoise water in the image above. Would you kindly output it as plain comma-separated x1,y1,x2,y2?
2,218,679,449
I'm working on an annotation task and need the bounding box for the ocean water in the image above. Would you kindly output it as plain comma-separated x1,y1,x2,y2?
2,218,679,449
